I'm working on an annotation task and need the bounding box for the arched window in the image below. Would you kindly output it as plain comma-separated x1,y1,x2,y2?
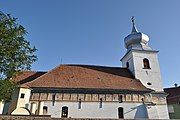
126,62,129,68
43,106,48,115
118,107,124,118
143,58,150,69
61,106,68,118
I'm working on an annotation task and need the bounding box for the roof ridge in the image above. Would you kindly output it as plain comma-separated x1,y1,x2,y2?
19,70,47,73
62,64,127,69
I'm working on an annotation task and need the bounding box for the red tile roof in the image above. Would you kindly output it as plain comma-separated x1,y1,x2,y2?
14,64,150,91
13,71,46,84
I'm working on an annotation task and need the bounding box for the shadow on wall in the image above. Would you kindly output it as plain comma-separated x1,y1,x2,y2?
2,102,10,115
124,104,148,119
134,104,148,118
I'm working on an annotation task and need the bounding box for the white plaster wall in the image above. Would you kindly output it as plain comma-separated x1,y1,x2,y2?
121,51,135,73
156,105,169,119
43,101,148,119
17,88,31,109
132,51,163,91
146,105,169,119
0,101,4,114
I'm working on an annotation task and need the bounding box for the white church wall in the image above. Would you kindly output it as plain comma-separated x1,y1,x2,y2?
7,87,31,115
156,105,170,119
121,51,135,74
146,105,169,119
17,88,31,108
43,101,148,119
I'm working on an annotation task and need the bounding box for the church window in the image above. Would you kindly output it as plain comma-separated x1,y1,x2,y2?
61,106,68,118
20,93,25,98
99,98,102,108
143,58,150,69
43,106,48,115
118,95,123,103
126,62,129,68
147,82,152,85
78,98,81,109
52,94,55,106
118,107,124,118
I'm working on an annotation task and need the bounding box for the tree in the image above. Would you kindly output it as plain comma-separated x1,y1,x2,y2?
0,11,37,101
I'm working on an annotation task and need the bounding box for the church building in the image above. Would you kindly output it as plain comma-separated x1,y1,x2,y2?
1,18,169,119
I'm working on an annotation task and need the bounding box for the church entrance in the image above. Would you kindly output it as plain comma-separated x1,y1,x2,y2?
61,106,68,118
118,107,124,119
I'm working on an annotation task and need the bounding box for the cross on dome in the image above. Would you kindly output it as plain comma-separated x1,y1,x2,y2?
131,16,138,34
131,16,135,25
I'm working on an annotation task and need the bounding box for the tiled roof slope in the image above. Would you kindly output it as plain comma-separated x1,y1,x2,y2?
164,86,180,104
13,71,46,84
20,64,150,91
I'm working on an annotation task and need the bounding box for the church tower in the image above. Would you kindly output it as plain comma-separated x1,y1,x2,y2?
121,17,163,92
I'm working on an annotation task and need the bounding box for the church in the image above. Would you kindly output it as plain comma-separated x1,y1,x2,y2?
1,18,169,119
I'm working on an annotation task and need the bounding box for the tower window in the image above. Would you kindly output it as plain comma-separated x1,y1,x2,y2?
143,58,150,69
147,82,152,85
126,62,129,68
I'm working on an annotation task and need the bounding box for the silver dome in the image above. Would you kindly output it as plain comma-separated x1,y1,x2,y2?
124,32,149,49
124,17,151,50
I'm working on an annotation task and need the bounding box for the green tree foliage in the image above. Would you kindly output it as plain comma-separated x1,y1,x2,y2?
0,80,16,101
0,11,37,101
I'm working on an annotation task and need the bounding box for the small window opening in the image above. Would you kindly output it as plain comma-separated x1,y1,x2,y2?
43,106,48,115
118,107,124,119
99,98,102,108
61,106,68,118
143,58,150,69
147,82,152,85
78,98,81,109
20,93,25,98
126,62,129,68
52,94,55,106
118,95,123,103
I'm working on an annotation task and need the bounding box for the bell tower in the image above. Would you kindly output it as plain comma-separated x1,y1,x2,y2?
121,17,163,92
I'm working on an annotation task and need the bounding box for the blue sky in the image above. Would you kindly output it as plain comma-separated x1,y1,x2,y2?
1,0,180,88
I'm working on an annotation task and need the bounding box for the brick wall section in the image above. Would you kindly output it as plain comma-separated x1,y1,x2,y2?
0,115,168,120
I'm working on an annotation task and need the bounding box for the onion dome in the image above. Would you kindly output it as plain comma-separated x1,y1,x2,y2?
124,17,152,51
